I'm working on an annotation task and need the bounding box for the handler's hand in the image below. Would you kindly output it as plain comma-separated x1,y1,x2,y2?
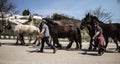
92,36,95,40
37,35,40,38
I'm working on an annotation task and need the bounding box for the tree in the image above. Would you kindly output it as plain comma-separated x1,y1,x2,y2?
0,0,16,29
51,13,77,21
22,9,31,16
88,7,112,22
0,0,15,13
0,0,16,17
51,13,66,20
117,0,120,3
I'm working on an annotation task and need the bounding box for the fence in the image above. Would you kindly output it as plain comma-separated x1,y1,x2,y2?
0,32,89,42
0,35,32,40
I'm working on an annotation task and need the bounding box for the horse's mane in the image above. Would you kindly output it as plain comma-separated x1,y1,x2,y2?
8,19,22,25
43,18,59,25
92,16,104,24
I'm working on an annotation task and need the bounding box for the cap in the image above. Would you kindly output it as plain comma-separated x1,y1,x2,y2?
42,19,47,23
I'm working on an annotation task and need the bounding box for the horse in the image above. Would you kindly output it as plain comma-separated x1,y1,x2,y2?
18,15,42,46
80,13,120,51
80,20,97,51
4,18,40,45
42,18,82,49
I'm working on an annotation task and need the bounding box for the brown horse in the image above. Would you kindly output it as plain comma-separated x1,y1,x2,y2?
41,18,82,49
80,13,120,51
80,21,97,51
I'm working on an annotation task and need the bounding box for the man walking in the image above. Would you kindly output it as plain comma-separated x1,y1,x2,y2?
38,19,57,53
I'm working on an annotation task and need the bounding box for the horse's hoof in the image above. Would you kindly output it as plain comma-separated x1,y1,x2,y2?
25,44,30,46
117,46,120,52
14,43,19,45
20,43,25,45
104,49,106,52
58,47,62,49
79,47,82,49
56,45,62,49
116,48,119,51
66,47,69,50
88,48,92,51
118,49,120,52
75,47,79,50
37,43,40,46
98,53,101,56
32,42,36,44
66,48,71,51
93,48,97,51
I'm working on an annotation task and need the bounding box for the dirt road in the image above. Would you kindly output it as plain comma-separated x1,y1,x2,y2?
0,39,120,64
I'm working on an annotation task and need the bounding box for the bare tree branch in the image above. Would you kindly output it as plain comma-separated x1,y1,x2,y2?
88,7,112,22
0,0,16,13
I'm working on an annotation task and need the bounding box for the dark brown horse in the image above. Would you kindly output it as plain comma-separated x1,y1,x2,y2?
80,13,120,51
80,21,97,50
42,18,82,49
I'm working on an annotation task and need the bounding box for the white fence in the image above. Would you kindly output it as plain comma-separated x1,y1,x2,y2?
0,35,69,42
0,35,33,39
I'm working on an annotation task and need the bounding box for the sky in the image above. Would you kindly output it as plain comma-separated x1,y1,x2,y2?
12,0,120,23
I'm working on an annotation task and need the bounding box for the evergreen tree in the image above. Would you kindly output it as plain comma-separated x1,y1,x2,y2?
22,9,31,16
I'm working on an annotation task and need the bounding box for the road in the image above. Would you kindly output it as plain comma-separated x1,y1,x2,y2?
0,39,120,64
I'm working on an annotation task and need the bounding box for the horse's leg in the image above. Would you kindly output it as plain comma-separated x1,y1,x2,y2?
37,37,41,46
112,37,119,51
66,39,74,50
73,36,79,49
15,36,19,45
53,38,55,47
74,40,79,50
20,34,25,45
18,35,21,45
32,37,38,44
104,37,109,51
53,36,62,49
35,36,41,46
0,42,1,46
78,35,82,49
28,36,32,45
52,35,58,46
88,37,93,51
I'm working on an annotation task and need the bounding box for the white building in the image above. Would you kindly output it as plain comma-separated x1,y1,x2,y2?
0,12,42,23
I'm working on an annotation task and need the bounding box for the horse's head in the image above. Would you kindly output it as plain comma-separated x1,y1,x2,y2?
80,20,88,30
80,13,93,30
80,13,101,29
4,19,12,30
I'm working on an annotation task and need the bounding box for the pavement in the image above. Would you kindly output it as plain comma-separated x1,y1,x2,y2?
0,39,120,64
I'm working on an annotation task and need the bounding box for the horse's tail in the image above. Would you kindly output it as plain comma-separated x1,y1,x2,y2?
75,28,82,40
118,24,120,35
76,27,82,49
76,28,81,35
115,23,120,36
